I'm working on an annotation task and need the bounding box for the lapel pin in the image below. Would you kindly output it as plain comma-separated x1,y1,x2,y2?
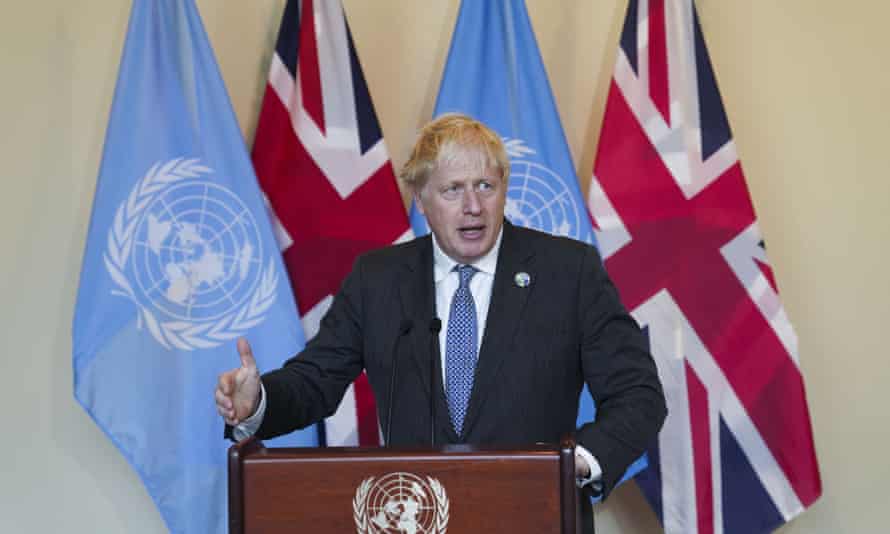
514,271,531,288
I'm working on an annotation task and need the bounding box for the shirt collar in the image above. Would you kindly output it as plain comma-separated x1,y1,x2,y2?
432,226,503,283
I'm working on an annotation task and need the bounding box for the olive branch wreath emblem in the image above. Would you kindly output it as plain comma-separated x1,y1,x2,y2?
503,137,536,159
103,157,279,350
352,474,450,534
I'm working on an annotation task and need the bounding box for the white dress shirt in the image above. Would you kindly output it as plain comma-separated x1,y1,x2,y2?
235,228,601,489
431,229,499,383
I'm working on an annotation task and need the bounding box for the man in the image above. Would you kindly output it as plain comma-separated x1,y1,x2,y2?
216,114,666,501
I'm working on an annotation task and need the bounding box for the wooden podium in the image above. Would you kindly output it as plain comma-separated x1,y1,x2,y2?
228,436,580,533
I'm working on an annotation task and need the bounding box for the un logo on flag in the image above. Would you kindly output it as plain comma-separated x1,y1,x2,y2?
503,139,585,241
103,158,280,350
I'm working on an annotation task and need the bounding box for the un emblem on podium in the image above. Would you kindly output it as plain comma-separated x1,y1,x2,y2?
353,472,450,534
104,158,280,350
503,138,585,241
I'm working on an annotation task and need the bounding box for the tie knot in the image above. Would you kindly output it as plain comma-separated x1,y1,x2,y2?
455,264,477,288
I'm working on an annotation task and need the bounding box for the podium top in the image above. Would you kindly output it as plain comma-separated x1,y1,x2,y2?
228,436,579,533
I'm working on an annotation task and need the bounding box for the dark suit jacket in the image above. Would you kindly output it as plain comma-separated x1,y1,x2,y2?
256,221,666,498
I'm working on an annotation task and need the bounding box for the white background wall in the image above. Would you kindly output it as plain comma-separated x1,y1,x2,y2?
1,1,887,532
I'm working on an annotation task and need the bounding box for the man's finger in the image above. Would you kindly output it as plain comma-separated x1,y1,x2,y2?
215,387,232,410
237,337,256,370
218,371,234,395
215,390,233,416
216,401,233,420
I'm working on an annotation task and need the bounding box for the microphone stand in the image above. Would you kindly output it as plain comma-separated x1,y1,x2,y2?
384,319,413,446
428,317,442,446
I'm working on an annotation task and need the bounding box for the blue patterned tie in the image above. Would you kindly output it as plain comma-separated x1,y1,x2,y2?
445,265,478,436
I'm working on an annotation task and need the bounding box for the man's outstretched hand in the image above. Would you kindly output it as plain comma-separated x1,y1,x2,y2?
215,337,261,426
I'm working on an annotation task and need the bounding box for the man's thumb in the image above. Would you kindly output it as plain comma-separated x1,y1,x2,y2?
237,337,256,370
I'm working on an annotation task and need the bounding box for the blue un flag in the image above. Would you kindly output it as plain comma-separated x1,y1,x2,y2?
72,1,315,532
409,0,645,493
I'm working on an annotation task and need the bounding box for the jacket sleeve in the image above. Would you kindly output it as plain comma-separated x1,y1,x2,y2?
253,258,368,440
574,245,667,498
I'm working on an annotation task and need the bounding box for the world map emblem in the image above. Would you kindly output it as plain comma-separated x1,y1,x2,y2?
353,472,449,534
503,138,588,242
103,158,279,350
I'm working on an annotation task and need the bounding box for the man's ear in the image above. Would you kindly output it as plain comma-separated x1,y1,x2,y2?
413,189,425,216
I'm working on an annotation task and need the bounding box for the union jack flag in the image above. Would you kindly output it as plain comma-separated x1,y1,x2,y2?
588,1,822,532
251,0,412,446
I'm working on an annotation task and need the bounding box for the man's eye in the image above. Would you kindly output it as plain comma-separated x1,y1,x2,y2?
441,185,461,199
478,181,492,191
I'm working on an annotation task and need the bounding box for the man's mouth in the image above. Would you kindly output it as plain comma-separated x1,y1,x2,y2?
458,225,485,239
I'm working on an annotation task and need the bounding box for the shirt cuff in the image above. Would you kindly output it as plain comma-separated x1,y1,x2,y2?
574,445,603,491
232,383,266,441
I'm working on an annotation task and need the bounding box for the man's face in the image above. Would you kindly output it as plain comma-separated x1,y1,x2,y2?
416,156,507,264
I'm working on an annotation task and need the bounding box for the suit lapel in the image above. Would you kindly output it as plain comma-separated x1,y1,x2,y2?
398,236,459,443
461,221,536,438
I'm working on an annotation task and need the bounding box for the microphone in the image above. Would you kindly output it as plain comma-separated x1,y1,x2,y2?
428,318,442,446
429,318,442,333
385,319,414,446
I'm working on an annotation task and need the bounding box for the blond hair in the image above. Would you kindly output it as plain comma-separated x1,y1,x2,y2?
400,113,509,191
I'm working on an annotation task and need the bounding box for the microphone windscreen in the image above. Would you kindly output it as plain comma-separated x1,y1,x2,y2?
429,318,442,334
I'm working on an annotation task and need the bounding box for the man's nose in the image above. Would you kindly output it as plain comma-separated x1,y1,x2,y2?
461,188,482,214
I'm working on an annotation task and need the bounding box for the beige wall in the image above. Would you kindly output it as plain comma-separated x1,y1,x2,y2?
1,1,887,532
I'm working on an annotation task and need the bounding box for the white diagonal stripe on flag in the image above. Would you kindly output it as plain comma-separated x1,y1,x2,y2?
614,47,737,200
325,383,360,446
267,45,389,200
722,223,801,367
634,291,805,526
